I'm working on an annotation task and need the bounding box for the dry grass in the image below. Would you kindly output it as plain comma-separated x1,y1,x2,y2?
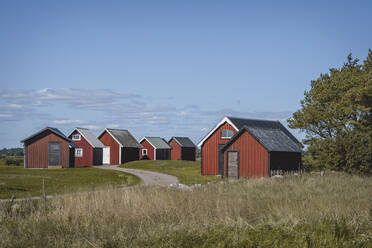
1,173,371,247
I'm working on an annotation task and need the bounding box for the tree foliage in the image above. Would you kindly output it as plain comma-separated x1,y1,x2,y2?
288,50,372,174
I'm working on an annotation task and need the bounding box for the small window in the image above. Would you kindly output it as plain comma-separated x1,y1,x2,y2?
221,129,234,139
142,149,148,156
75,148,83,157
72,134,81,141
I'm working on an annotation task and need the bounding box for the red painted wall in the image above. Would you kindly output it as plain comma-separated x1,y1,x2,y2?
223,130,269,178
140,139,155,160
169,139,181,160
69,130,93,167
201,122,237,175
26,131,69,168
99,131,119,165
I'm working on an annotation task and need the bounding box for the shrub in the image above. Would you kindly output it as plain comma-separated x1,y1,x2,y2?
5,158,13,166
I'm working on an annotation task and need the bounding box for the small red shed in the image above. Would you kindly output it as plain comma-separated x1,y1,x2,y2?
140,137,172,160
198,117,302,177
68,128,106,167
98,128,141,165
21,127,76,169
168,137,196,161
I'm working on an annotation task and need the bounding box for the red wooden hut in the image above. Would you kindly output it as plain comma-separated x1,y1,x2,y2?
97,128,141,165
21,127,76,169
68,128,106,167
168,137,196,161
198,117,302,177
140,137,171,160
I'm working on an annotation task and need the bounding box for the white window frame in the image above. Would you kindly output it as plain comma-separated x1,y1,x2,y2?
75,148,83,157
221,129,234,139
142,149,148,156
72,134,81,141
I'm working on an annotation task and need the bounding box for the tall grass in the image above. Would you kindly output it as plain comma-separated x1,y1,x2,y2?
1,173,371,247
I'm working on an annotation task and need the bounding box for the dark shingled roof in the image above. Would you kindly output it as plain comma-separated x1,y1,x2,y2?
21,126,72,143
227,116,300,145
221,117,302,153
170,137,195,148
105,128,142,148
142,137,172,149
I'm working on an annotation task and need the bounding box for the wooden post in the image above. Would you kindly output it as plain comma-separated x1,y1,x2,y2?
42,179,46,210
92,183,95,192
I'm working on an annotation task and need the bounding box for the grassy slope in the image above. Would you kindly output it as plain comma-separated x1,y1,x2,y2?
0,166,140,199
120,160,221,185
0,173,371,247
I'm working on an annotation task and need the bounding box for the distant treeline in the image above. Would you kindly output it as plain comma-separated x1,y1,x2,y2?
0,148,24,157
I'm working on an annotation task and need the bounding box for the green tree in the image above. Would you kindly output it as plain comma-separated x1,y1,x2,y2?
288,50,372,174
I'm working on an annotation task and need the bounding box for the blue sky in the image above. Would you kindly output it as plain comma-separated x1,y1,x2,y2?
1,0,371,148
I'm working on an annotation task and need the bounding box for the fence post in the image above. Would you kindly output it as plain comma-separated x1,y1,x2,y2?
42,179,47,211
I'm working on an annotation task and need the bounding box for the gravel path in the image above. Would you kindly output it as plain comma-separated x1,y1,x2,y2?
95,165,179,186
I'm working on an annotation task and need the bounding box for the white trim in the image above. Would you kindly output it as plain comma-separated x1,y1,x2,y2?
98,128,123,146
75,148,83,157
72,134,81,141
197,117,239,147
69,128,95,147
154,148,157,160
142,148,148,156
139,137,157,149
98,128,123,164
220,129,234,139
170,137,182,147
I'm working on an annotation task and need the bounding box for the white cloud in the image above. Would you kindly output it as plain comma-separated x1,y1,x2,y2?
201,127,208,132
52,119,86,125
107,124,120,128
178,111,188,117
81,125,101,131
0,114,13,118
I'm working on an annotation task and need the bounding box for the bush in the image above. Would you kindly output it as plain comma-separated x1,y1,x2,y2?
4,157,23,166
5,158,13,166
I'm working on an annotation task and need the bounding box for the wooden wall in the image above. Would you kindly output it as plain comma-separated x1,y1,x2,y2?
223,130,269,178
201,122,237,175
122,147,140,164
270,151,301,171
156,149,171,160
25,130,70,168
169,139,181,160
140,139,155,160
181,147,195,161
69,130,93,167
99,131,119,165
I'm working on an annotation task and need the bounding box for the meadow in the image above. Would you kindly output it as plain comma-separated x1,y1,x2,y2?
0,165,140,199
121,160,221,185
1,173,371,247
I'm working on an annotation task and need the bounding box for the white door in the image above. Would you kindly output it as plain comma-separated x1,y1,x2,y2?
103,147,110,164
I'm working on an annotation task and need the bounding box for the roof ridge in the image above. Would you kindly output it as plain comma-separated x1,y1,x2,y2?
227,116,280,123
107,128,128,131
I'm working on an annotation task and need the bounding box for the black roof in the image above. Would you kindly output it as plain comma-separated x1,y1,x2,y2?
222,122,302,153
169,137,195,148
227,116,300,145
105,128,142,148
21,127,74,145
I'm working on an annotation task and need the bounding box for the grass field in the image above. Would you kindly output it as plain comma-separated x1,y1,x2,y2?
0,165,141,199
0,173,371,247
120,160,221,185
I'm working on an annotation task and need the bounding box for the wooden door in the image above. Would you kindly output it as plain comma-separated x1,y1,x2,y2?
103,147,110,164
48,142,61,166
227,151,239,178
